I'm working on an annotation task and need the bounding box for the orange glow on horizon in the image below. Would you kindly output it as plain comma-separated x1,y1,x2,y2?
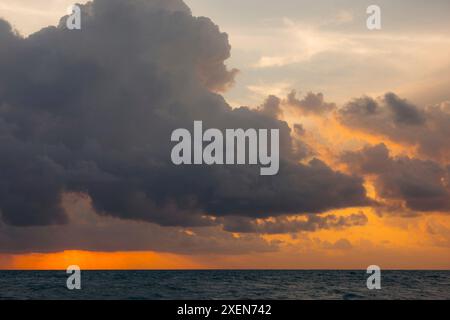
0,251,206,270
2,210,449,271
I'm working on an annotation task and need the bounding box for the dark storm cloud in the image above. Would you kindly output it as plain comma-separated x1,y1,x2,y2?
258,95,283,120
342,144,450,212
0,0,369,229
383,93,426,125
339,93,450,161
221,212,368,234
286,90,336,115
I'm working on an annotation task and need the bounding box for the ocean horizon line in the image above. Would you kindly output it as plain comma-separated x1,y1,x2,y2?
1,269,449,272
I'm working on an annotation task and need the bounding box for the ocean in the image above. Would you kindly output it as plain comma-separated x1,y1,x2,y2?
0,270,449,300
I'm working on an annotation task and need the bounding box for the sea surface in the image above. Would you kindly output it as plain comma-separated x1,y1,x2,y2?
0,270,449,300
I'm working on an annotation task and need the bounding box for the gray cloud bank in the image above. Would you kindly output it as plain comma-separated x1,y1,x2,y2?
342,144,450,212
222,212,367,234
263,88,450,215
339,93,450,161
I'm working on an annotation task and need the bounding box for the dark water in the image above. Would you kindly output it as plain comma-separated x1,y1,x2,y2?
0,270,449,300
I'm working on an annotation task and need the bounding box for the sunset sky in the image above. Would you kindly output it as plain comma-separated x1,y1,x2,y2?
0,0,449,270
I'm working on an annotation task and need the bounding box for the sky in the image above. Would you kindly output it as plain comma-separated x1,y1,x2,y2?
0,0,449,270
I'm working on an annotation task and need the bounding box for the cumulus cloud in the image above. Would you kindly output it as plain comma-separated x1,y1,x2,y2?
257,95,283,120
342,144,450,212
0,0,369,232
286,90,336,115
339,93,450,161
